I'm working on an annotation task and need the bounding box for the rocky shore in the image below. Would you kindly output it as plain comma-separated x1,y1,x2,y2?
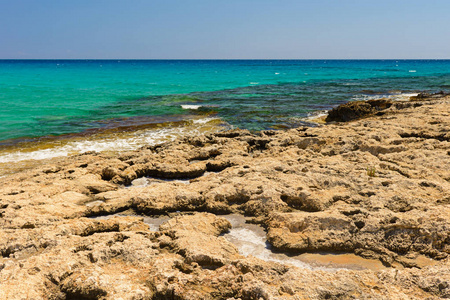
0,95,449,299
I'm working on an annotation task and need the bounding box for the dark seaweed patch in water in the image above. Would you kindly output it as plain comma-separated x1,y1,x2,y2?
112,76,447,131
38,77,450,134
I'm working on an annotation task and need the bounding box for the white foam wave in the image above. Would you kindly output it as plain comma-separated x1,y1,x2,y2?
352,92,419,102
181,104,202,110
0,118,223,164
192,117,217,124
394,93,419,100
304,111,328,121
409,70,417,73
0,148,73,163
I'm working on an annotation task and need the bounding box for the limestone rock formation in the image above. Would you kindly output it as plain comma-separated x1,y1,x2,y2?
0,95,449,299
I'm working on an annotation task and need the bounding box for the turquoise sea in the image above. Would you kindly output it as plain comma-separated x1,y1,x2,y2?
0,59,449,164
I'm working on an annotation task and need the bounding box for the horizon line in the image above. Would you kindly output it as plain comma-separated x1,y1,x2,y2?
1,58,450,61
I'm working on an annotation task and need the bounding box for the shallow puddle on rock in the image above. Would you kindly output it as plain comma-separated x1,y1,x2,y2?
128,177,190,188
142,216,171,231
89,212,390,271
129,177,149,187
221,214,386,271
297,253,386,271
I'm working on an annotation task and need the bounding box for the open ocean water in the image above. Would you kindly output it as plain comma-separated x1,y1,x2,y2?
0,59,449,167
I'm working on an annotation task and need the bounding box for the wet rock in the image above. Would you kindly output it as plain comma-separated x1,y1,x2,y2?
410,90,450,101
325,98,393,122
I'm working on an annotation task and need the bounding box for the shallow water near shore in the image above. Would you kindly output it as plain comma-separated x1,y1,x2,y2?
2,60,449,177
0,116,227,175
2,60,450,161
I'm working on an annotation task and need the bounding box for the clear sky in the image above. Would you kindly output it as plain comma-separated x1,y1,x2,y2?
1,0,449,59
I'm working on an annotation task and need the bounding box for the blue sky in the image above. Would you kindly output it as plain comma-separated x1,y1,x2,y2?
1,0,449,59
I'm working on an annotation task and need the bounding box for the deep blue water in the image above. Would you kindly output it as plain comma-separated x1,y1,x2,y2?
1,59,449,142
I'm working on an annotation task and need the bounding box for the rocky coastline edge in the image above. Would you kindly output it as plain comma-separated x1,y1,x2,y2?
0,94,449,299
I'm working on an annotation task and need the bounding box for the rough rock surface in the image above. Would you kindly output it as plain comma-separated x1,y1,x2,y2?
0,95,449,299
325,98,394,122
